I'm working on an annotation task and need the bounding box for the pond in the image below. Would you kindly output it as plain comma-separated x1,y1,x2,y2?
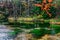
0,25,16,40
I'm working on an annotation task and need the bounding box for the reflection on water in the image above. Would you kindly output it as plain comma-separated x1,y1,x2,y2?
0,25,15,40
51,28,55,35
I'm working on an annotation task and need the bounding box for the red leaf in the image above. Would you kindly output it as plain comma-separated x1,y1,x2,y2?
48,0,53,3
43,0,46,3
34,4,42,7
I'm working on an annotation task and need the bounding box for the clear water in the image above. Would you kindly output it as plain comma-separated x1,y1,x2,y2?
0,25,15,40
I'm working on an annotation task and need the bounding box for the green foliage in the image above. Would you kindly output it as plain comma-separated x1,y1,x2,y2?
13,28,22,34
8,22,20,27
0,14,5,20
0,13,8,22
36,20,50,28
42,12,51,19
35,0,43,3
32,6,41,15
9,28,22,35
55,29,60,34
30,28,56,38
50,24,60,33
20,23,35,29
41,10,55,19
48,6,57,18
0,7,6,12
50,24,60,29
30,29,47,38
32,6,56,19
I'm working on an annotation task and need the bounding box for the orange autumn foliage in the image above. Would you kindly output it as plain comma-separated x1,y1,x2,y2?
48,0,53,3
34,0,54,17
46,10,52,17
44,4,49,10
43,0,46,3
34,4,42,7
